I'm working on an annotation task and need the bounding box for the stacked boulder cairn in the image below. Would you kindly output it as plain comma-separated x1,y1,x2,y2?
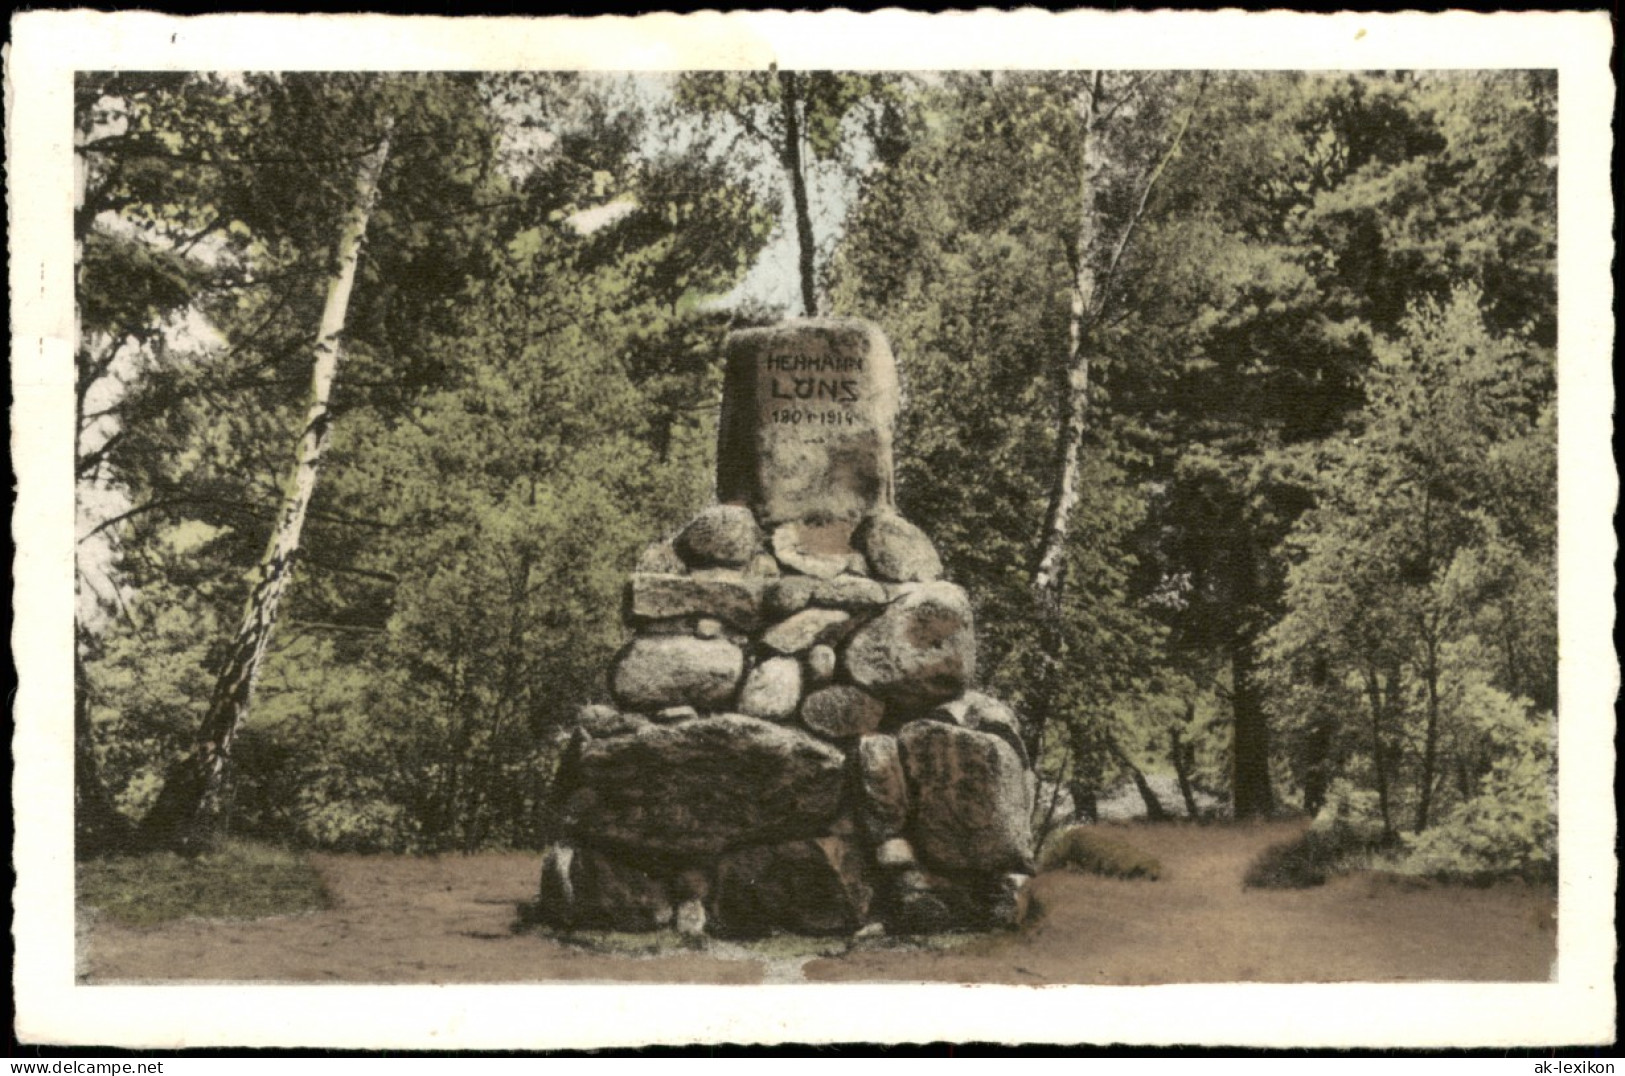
536,319,1036,939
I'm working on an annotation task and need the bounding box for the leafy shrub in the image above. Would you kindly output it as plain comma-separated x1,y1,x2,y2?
296,799,419,854
1400,751,1556,884
1245,830,1332,889
1397,683,1555,884
1244,823,1393,889
1311,780,1390,842
1244,779,1397,888
1038,826,1162,880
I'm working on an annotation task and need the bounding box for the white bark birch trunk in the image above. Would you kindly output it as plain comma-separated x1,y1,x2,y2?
1025,74,1199,758
144,126,392,852
1032,72,1107,616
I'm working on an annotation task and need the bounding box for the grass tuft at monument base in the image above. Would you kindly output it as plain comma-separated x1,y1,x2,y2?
1038,826,1163,880
77,840,332,926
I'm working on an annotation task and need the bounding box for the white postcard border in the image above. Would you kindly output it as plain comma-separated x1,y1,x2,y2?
9,10,1615,1050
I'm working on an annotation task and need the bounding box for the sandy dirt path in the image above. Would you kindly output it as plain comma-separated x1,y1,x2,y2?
805,821,1556,984
80,821,1554,985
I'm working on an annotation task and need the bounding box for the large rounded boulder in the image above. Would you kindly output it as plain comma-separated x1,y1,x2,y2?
842,582,975,707
897,721,1034,875
610,635,744,712
561,714,847,857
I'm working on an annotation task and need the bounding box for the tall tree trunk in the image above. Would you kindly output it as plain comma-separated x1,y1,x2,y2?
1106,730,1170,821
1229,531,1274,819
1033,752,1075,844
72,124,132,861
1362,665,1396,839
1027,74,1198,756
1301,719,1332,817
777,69,818,317
139,128,392,854
1023,74,1107,759
1415,626,1442,833
1454,754,1474,800
1064,717,1105,823
1170,699,1201,818
1067,778,1100,824
1301,650,1333,816
1031,73,1106,621
1230,637,1274,818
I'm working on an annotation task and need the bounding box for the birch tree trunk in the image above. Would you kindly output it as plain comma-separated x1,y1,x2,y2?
140,127,392,854
1031,73,1106,619
1021,73,1107,761
1024,73,1204,784
1033,73,1200,611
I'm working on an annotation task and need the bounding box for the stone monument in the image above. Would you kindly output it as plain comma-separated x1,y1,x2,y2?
534,319,1036,938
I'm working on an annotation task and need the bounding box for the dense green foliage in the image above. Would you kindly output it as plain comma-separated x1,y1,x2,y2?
78,73,769,853
77,71,1555,879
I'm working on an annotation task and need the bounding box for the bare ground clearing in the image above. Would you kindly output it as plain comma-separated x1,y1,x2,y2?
79,821,1555,985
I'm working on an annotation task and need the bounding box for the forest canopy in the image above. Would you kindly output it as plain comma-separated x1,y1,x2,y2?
75,70,1556,878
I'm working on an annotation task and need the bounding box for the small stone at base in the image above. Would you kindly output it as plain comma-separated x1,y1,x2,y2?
875,837,917,869
675,897,707,937
895,890,953,934
990,872,1033,929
